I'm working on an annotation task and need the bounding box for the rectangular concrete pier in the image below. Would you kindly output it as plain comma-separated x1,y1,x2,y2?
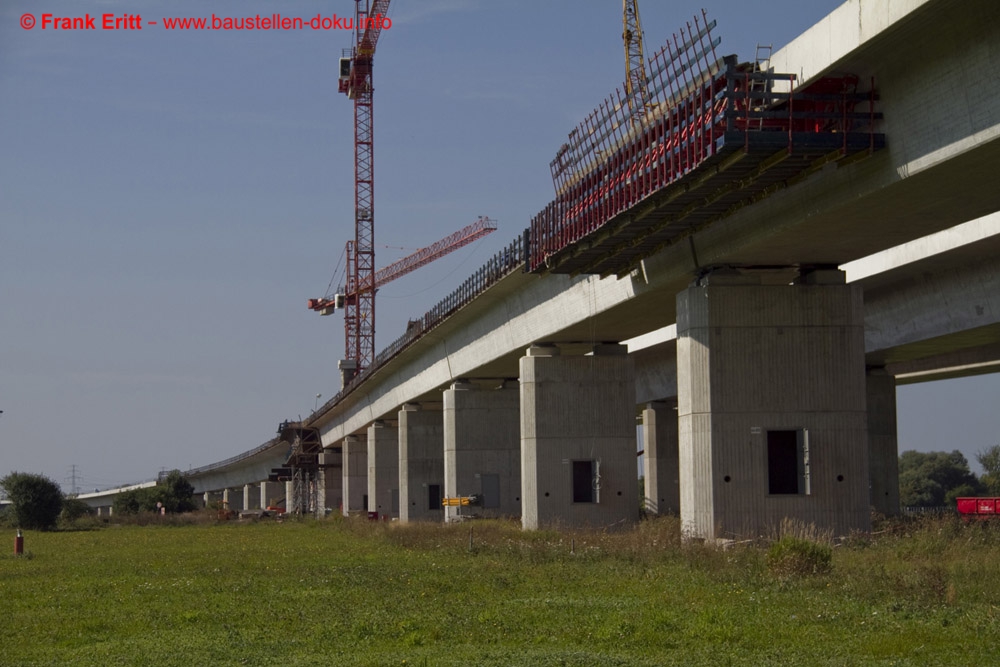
677,269,870,540
443,380,521,521
643,400,679,515
368,421,399,519
520,344,638,530
342,435,367,516
399,404,444,523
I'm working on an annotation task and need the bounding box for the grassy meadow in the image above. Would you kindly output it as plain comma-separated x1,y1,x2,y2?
1,514,998,666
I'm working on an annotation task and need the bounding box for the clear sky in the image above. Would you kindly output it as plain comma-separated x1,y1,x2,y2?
2,0,997,493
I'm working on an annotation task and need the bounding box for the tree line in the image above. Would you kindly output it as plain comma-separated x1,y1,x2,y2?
900,445,1000,508
0,469,196,530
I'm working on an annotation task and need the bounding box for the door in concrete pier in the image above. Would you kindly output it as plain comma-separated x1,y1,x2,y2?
481,473,500,509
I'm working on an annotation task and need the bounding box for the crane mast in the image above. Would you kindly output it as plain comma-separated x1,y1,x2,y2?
623,0,649,121
319,2,497,390
338,0,391,384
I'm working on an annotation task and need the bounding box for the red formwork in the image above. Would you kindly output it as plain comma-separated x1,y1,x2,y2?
531,13,883,276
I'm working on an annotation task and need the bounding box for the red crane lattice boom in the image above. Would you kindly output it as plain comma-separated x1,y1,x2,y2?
371,216,497,290
308,217,497,314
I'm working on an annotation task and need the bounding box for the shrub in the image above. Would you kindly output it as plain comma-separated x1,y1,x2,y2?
767,535,833,577
0,472,64,530
112,471,196,516
61,497,92,522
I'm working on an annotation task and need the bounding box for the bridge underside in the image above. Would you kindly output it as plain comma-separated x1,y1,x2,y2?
173,0,999,539
541,131,883,278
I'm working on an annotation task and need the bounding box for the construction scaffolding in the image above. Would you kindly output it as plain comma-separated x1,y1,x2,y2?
272,422,327,515
533,12,883,277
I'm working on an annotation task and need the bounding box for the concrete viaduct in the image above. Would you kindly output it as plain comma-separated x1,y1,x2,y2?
80,0,1000,540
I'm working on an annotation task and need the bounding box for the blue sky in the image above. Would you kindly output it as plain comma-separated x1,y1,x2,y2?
2,0,997,491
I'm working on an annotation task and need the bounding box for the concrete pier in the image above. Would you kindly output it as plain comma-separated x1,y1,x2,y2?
867,367,900,515
399,404,444,523
520,344,638,530
284,481,295,512
676,268,870,540
443,379,521,521
368,421,399,519
642,400,679,515
320,449,343,513
342,435,368,516
259,481,281,509
223,488,244,511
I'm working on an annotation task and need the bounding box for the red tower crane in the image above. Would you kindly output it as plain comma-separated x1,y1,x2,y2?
308,216,497,316
322,2,495,387
334,0,391,384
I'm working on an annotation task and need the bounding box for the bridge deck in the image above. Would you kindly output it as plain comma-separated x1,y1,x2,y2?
540,130,884,277
530,57,885,277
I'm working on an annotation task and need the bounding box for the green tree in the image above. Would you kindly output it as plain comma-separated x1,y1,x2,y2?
112,488,144,515
60,497,92,522
112,471,196,515
161,470,196,512
0,472,64,530
977,445,1000,495
898,450,982,507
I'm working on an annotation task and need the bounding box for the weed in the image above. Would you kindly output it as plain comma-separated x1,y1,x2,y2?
766,536,833,577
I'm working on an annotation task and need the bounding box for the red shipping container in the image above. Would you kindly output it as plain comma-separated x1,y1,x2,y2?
957,498,978,515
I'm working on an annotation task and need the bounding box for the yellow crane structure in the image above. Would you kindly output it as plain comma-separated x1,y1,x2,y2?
622,0,649,120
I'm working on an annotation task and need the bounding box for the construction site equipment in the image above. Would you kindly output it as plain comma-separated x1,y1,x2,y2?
308,217,497,316
272,421,324,515
442,495,481,522
441,495,481,507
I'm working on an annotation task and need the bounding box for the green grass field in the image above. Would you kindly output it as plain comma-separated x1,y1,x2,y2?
1,515,997,666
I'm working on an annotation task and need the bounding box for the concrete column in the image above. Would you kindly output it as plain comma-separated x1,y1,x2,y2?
260,481,280,509
867,367,900,516
203,491,210,507
321,447,343,513
399,404,444,523
285,480,298,513
643,400,679,515
342,435,368,516
243,484,252,511
222,488,231,509
520,344,638,530
676,268,869,541
443,379,521,522
368,421,399,518
226,488,244,511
